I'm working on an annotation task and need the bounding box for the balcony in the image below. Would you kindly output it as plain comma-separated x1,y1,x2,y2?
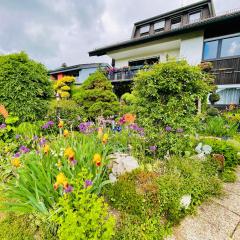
208,57,240,85
107,66,143,82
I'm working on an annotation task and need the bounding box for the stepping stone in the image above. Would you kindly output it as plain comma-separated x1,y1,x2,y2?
224,181,240,196
232,224,240,240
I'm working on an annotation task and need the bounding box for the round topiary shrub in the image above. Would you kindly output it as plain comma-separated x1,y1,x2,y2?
209,93,220,105
0,52,53,121
207,107,219,116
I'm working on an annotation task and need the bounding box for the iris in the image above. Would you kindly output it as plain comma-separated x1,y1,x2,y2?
19,145,30,154
165,126,172,132
85,180,93,188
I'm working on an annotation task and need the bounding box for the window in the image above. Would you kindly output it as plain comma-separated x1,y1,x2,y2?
139,25,150,35
154,20,165,32
203,40,218,60
171,17,181,30
129,57,159,67
189,11,201,23
220,36,240,58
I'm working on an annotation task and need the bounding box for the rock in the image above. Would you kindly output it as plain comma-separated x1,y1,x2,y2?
180,194,192,209
191,153,206,161
202,145,212,155
108,152,139,181
195,143,203,154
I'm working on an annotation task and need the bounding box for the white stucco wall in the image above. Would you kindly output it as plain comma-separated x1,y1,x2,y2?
179,32,204,65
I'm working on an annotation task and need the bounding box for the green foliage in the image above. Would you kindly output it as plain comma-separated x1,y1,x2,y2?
51,170,115,240
15,121,42,138
132,61,213,157
0,213,54,240
72,71,120,119
221,169,237,182
54,76,75,99
0,52,53,121
0,116,19,142
47,99,85,127
207,107,219,116
201,116,238,137
120,93,136,114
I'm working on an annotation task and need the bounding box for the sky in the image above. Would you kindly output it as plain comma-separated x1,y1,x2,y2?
0,0,239,69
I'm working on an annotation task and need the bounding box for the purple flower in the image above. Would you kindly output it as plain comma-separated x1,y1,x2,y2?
33,135,38,141
176,128,184,133
19,145,30,154
165,126,172,132
47,121,54,126
64,185,73,193
119,117,126,125
13,152,21,158
78,122,94,134
39,137,46,146
114,126,122,132
15,134,21,140
42,124,49,129
70,159,77,166
85,180,93,188
149,145,157,151
0,123,6,129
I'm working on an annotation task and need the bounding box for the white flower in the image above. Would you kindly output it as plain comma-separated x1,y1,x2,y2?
180,194,191,209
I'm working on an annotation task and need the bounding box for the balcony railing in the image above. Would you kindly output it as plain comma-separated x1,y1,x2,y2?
107,66,143,82
207,57,240,85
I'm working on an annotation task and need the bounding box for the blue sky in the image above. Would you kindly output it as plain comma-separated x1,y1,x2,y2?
0,0,239,69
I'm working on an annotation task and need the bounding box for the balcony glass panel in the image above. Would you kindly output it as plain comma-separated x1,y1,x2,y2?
220,36,240,58
203,40,218,60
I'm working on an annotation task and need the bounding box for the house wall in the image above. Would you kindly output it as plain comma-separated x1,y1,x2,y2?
179,32,204,65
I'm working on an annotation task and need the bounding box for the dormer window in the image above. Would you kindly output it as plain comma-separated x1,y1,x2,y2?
139,25,150,36
189,11,201,23
154,20,165,32
171,17,181,30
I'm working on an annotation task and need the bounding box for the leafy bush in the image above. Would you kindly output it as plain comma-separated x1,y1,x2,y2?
0,52,53,121
72,70,120,119
51,170,115,240
132,61,213,157
120,93,136,114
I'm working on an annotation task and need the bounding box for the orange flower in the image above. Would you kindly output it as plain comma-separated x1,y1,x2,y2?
11,158,20,168
124,113,136,124
0,105,8,119
58,120,64,128
93,153,101,166
98,127,103,138
63,129,69,137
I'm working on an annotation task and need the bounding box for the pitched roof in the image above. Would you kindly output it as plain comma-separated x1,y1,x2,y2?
49,63,110,74
89,10,240,57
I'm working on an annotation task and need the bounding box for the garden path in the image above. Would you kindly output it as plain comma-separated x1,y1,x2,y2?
167,167,240,240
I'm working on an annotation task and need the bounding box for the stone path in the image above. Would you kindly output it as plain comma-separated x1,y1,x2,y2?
167,167,240,240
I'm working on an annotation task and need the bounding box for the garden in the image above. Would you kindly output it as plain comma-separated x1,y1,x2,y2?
0,52,240,240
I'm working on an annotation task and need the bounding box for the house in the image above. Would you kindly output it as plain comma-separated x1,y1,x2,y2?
89,0,240,106
49,63,110,84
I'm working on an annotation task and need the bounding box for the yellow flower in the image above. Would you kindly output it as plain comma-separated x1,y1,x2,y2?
93,153,101,166
11,158,21,168
56,172,67,185
63,129,69,137
44,144,50,154
102,133,109,144
57,160,62,169
64,147,75,160
58,120,64,128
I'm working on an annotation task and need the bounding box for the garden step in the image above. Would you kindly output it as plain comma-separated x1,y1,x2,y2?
166,167,240,240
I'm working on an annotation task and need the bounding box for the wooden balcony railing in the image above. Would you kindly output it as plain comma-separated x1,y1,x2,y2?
207,57,240,85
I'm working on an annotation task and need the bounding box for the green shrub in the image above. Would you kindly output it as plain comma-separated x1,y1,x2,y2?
132,60,213,157
0,52,53,121
221,169,237,182
72,70,120,119
54,76,75,99
207,107,219,116
51,170,115,240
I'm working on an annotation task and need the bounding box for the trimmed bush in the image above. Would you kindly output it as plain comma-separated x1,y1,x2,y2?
0,52,53,121
73,70,119,119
